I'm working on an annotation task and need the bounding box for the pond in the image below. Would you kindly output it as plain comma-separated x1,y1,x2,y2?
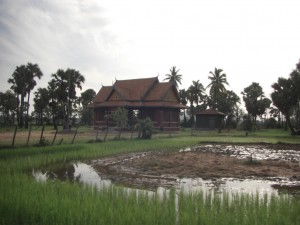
32,144,300,196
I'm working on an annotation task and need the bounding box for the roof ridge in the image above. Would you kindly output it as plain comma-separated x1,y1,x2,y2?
115,76,158,82
141,77,159,100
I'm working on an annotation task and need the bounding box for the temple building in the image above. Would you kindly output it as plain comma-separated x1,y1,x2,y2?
90,77,188,131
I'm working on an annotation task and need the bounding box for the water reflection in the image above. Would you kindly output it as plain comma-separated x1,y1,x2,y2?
33,162,111,189
32,162,300,196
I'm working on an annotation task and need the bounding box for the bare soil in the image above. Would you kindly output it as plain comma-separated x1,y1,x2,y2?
92,144,300,185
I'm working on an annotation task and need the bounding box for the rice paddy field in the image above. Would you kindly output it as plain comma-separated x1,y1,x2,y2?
0,128,300,225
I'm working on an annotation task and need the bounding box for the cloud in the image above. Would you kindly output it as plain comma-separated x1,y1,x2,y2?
0,0,300,103
0,0,124,91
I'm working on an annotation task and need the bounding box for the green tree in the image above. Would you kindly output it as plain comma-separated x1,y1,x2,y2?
110,107,128,139
290,67,300,128
164,66,182,89
188,80,206,107
0,90,17,126
47,79,60,129
179,89,188,125
187,80,206,125
24,63,43,128
271,77,297,134
50,68,85,130
79,89,96,126
242,82,271,129
135,117,154,139
217,90,241,128
33,88,50,125
7,63,43,128
207,68,229,109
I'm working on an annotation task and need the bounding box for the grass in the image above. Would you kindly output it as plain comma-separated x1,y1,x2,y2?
0,129,300,225
1,126,300,148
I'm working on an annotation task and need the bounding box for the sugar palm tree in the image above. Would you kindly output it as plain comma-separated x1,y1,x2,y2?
8,65,28,128
8,63,43,128
207,68,229,109
25,63,43,128
164,66,182,89
51,68,85,130
271,77,297,134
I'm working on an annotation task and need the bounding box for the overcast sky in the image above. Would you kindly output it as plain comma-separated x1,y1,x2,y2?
1,0,300,104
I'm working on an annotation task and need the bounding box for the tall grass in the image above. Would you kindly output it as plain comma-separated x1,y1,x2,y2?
0,135,299,225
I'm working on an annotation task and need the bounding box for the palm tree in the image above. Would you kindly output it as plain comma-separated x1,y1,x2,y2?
33,88,50,125
8,63,43,128
8,65,28,128
164,66,182,89
207,68,229,109
187,80,206,123
179,89,188,124
25,63,43,128
51,68,85,130
188,80,205,107
271,77,297,134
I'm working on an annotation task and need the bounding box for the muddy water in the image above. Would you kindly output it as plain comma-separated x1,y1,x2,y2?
32,144,300,196
32,162,300,196
188,144,300,161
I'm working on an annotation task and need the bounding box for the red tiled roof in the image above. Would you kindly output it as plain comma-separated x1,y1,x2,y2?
93,86,112,103
144,82,174,101
113,77,158,100
93,100,188,109
91,77,188,109
195,109,226,116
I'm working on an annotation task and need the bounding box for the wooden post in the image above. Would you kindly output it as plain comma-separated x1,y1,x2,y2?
96,130,99,140
104,126,108,142
52,129,58,145
12,125,17,148
58,138,63,145
71,126,79,144
131,127,134,140
26,125,32,147
39,126,45,144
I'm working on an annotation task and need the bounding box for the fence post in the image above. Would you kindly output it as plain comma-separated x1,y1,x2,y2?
12,126,17,148
52,129,58,145
39,126,45,144
58,138,63,145
104,126,109,142
71,126,79,144
26,125,32,147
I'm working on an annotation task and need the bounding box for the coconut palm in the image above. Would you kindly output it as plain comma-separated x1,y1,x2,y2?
187,80,206,124
207,68,229,109
188,80,205,107
164,66,182,89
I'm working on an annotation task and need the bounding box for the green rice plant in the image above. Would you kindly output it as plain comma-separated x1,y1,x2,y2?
0,135,299,225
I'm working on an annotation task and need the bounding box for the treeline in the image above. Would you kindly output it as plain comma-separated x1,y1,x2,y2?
0,63,95,130
1,60,300,134
164,61,300,133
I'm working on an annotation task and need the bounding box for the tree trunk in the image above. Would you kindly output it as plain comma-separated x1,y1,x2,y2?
16,94,20,127
19,94,25,128
25,91,30,128
286,115,296,135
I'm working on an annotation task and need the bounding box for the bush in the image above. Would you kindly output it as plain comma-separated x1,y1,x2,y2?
135,117,153,139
